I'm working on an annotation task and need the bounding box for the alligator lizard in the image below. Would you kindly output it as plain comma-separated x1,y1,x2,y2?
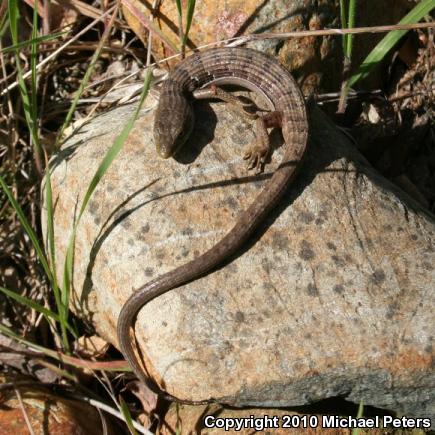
117,47,309,400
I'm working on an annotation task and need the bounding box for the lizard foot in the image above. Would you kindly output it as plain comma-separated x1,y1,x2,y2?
243,143,269,173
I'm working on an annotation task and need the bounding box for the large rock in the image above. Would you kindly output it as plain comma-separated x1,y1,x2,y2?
42,91,435,418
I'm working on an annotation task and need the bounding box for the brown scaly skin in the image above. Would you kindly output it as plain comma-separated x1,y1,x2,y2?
117,47,309,402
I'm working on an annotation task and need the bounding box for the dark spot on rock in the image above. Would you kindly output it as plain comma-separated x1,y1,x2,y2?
94,217,101,226
182,227,193,236
326,242,336,250
155,250,166,260
162,321,168,327
304,333,312,339
193,250,200,257
88,200,99,215
225,196,238,210
230,133,245,145
383,224,392,231
245,279,254,288
423,262,433,271
411,234,418,241
307,283,319,296
273,232,289,250
331,255,346,267
261,309,272,319
123,219,131,229
299,211,315,224
333,284,344,294
371,269,386,285
398,227,404,232
319,210,328,219
299,240,315,261
261,259,271,274
144,267,154,277
366,238,373,248
345,254,353,263
107,184,114,192
235,311,245,322
181,247,190,258
141,223,150,233
315,218,324,225
425,344,432,354
175,255,181,260
178,204,186,213
386,301,399,319
127,238,134,246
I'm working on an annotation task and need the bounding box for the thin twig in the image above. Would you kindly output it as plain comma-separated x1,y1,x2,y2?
14,386,37,435
227,22,435,46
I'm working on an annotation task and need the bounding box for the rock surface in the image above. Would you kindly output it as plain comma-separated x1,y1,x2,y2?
42,93,435,418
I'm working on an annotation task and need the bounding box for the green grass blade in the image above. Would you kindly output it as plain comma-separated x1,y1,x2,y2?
44,168,64,327
44,170,57,288
339,0,347,53
119,396,139,435
0,287,76,336
60,67,153,338
0,32,64,54
351,400,364,435
31,2,38,134
0,323,75,363
0,12,8,38
183,0,196,45
77,68,153,221
8,0,42,168
346,0,357,58
0,173,53,283
7,0,17,36
0,323,57,355
174,0,182,17
0,286,60,322
349,0,435,87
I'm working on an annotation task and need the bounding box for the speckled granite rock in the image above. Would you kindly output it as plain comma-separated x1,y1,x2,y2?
42,93,435,418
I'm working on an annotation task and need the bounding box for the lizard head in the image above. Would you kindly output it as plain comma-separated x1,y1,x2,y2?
153,82,195,159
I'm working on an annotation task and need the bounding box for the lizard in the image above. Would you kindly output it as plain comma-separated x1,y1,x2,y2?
117,47,309,401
